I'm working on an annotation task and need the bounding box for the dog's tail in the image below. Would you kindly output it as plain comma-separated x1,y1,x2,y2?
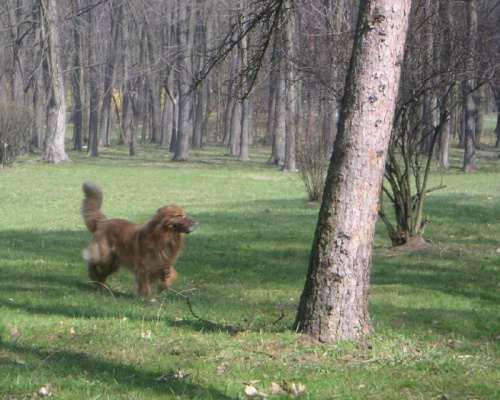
81,181,106,233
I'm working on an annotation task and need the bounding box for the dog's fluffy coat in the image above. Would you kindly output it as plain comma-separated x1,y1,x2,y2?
81,182,196,297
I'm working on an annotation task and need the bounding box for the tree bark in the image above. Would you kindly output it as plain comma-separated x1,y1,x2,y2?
239,23,251,161
295,0,411,342
494,93,500,147
270,52,286,167
99,0,122,147
283,3,297,171
173,0,193,161
39,0,69,164
87,6,99,158
33,13,46,149
71,0,84,151
463,0,477,172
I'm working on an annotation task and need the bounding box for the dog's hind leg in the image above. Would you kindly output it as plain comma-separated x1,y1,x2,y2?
88,258,119,293
88,263,107,290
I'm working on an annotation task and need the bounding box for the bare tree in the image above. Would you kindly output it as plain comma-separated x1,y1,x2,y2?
71,0,84,151
39,0,69,164
173,0,194,161
99,0,122,147
463,0,478,172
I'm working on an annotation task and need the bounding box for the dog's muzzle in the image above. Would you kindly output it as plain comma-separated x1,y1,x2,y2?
175,215,197,233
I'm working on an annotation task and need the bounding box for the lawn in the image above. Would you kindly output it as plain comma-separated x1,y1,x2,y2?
1,141,499,399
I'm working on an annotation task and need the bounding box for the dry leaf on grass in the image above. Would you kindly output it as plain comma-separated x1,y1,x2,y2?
217,362,228,375
154,369,190,383
268,382,283,394
27,384,52,398
9,326,19,338
140,330,152,340
283,381,306,397
244,384,268,398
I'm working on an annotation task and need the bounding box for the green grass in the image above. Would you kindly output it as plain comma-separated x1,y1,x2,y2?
1,138,499,399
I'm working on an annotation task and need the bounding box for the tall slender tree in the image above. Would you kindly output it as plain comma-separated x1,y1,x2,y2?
173,0,194,161
39,0,69,164
463,0,478,172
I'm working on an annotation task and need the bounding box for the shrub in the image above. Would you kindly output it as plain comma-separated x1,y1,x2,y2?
0,103,35,167
297,113,330,203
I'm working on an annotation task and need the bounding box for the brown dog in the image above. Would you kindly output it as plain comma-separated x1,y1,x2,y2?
81,182,196,297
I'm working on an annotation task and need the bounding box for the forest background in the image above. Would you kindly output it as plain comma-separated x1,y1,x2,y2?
0,0,499,170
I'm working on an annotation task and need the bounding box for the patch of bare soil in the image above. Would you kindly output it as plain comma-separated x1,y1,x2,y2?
381,236,465,259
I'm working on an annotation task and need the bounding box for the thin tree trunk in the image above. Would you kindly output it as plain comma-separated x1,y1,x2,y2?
494,94,500,147
223,47,239,148
284,3,297,171
239,24,250,161
87,6,99,158
269,50,286,167
436,0,453,169
34,18,45,149
264,59,277,147
99,1,122,147
161,84,174,149
239,99,250,161
39,0,69,164
120,10,132,146
463,0,477,172
173,0,193,161
475,85,484,148
228,100,241,156
193,87,205,149
71,0,83,151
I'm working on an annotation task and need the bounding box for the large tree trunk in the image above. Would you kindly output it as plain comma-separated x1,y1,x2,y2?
295,0,411,342
39,0,69,164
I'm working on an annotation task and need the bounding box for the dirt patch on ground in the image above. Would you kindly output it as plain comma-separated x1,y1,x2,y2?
381,236,466,259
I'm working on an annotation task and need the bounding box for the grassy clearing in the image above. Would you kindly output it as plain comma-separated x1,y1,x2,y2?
1,139,499,399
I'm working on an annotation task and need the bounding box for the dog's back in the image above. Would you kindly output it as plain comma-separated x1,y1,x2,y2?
81,181,107,233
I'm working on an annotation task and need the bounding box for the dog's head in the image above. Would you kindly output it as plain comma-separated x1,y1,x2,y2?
154,205,197,234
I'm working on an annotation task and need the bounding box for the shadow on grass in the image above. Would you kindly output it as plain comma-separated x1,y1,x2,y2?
0,205,302,334
370,301,500,340
1,196,499,340
371,258,500,305
1,341,235,399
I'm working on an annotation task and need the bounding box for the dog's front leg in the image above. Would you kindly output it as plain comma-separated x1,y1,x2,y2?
135,266,152,297
158,266,178,292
